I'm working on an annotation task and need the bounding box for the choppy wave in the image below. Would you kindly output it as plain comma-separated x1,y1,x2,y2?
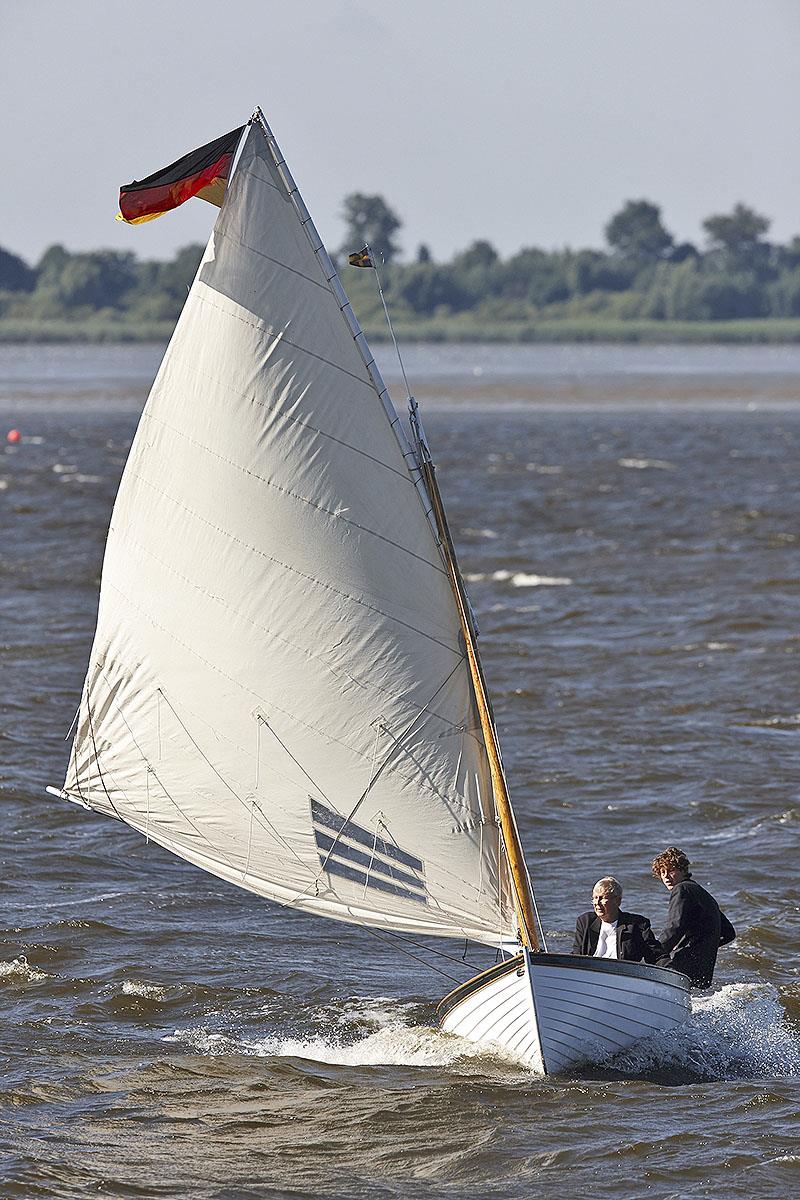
0,956,48,985
162,996,526,1074
460,526,498,539
120,980,173,1002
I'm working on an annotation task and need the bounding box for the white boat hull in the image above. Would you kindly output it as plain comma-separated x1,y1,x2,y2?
438,950,691,1075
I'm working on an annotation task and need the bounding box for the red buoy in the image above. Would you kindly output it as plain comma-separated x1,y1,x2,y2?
6,429,21,444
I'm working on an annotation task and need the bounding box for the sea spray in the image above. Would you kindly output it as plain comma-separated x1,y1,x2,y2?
606,981,800,1080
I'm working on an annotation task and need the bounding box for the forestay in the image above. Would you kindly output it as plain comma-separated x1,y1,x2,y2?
63,120,516,945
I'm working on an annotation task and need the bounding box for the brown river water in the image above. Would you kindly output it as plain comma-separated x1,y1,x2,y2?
1,343,798,1198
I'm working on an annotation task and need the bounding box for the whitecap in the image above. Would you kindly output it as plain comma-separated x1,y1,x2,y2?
510,573,572,587
618,457,675,470
465,570,572,587
0,956,47,984
16,889,127,910
121,980,172,1001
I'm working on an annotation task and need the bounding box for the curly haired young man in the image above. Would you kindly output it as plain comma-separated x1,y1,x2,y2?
651,847,736,987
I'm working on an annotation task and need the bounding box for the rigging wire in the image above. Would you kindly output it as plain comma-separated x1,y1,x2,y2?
366,244,414,404
360,922,493,983
359,925,468,986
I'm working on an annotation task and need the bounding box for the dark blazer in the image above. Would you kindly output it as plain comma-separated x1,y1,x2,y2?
571,910,663,964
659,878,736,987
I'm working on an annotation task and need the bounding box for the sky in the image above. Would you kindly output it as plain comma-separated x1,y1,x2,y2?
2,0,799,266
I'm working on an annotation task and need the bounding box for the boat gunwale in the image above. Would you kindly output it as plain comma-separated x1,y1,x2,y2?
437,950,691,1024
530,952,692,991
437,953,525,1020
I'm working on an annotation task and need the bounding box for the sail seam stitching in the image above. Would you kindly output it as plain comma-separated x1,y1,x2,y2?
122,468,461,657
118,527,460,725
170,351,416,486
156,691,319,873
104,580,375,763
85,671,243,872
250,114,449,567
194,287,372,392
140,409,431,564
110,674,314,874
214,217,334,295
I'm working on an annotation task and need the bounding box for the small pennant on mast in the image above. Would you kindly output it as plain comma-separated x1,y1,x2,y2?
348,246,374,269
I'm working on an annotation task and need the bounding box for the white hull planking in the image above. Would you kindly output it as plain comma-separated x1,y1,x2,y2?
438,950,691,1075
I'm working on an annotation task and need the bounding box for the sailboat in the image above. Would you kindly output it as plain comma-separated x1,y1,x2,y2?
47,109,690,1074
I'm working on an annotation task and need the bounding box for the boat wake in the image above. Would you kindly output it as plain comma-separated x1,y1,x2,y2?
161,982,799,1083
163,996,529,1075
600,981,800,1081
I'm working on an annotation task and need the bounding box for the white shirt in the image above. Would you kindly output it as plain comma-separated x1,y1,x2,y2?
594,919,618,959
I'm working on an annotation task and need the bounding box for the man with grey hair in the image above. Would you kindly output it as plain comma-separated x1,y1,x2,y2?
571,876,663,963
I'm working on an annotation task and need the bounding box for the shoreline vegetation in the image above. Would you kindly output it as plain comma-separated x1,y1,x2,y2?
3,316,800,345
4,195,800,345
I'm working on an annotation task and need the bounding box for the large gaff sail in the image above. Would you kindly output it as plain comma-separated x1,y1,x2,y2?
63,118,516,945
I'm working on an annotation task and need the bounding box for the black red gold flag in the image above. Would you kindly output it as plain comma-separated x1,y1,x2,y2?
117,126,245,225
348,247,374,268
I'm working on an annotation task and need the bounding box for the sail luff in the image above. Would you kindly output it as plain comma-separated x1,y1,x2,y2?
251,109,436,530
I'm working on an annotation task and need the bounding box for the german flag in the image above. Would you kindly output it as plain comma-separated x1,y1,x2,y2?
118,126,245,225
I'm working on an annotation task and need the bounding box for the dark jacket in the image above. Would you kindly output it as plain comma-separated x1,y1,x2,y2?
659,878,736,987
571,910,663,964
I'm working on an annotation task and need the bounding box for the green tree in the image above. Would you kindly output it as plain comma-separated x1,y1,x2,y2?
498,248,565,303
702,203,770,271
452,240,499,272
396,263,471,314
54,251,137,309
568,249,634,295
450,240,502,305
768,266,800,317
157,244,205,300
0,246,34,291
36,244,70,285
605,200,674,264
696,273,768,319
341,193,402,263
779,236,800,271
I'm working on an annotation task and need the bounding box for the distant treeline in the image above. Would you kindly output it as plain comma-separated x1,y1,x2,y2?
3,197,800,337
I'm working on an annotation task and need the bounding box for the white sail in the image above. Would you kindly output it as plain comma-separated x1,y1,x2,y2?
63,119,516,945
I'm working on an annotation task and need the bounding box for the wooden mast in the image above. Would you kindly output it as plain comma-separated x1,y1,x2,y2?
411,414,540,951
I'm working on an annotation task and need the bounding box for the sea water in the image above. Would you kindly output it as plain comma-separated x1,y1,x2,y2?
1,343,798,1198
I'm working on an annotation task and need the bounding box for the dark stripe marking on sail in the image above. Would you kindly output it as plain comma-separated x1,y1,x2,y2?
313,830,426,894
321,857,427,905
311,799,423,871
